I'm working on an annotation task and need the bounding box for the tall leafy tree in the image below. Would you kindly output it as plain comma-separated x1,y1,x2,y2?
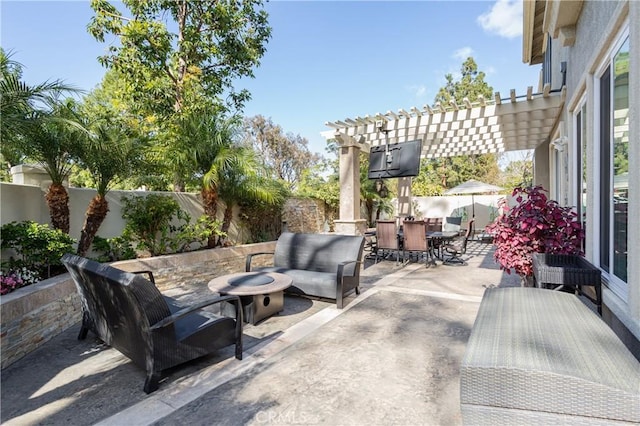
88,0,271,189
88,0,270,117
434,57,492,105
414,57,500,192
175,110,275,247
243,115,320,190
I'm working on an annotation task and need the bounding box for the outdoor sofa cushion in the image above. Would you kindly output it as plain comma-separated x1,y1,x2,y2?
461,287,640,424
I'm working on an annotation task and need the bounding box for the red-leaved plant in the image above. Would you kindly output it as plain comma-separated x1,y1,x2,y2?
485,186,584,277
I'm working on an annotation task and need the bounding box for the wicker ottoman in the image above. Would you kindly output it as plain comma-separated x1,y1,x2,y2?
460,287,640,425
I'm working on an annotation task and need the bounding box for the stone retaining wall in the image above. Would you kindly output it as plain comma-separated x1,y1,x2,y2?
283,198,334,234
0,241,275,369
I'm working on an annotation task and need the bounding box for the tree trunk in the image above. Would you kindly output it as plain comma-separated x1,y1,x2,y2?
201,187,218,248
45,183,70,233
77,195,109,257
365,199,374,227
219,203,234,247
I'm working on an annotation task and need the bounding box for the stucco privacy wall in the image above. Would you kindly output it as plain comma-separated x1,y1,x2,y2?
0,241,275,369
0,182,250,246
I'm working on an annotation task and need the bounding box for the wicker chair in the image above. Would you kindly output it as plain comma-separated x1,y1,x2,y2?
62,254,243,393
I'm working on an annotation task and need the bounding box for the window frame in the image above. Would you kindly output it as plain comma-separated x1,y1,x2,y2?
594,24,630,299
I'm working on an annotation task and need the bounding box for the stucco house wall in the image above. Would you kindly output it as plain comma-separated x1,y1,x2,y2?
538,0,639,354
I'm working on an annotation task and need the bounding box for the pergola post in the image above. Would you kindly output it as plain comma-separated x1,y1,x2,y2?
334,134,366,236
397,177,412,218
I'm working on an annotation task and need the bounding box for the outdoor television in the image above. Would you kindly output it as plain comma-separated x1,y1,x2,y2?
367,140,423,179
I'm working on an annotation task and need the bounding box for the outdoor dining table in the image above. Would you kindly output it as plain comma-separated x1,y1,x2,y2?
426,231,459,261
366,228,459,263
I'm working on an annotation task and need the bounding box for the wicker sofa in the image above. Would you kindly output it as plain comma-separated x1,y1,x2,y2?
461,287,640,425
245,232,365,308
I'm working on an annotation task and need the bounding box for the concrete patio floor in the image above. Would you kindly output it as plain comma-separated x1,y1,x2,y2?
1,242,528,425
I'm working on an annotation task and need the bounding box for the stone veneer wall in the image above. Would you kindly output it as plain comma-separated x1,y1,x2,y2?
283,198,333,234
0,241,275,369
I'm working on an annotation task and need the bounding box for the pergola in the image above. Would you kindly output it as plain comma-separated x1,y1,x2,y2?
322,85,565,235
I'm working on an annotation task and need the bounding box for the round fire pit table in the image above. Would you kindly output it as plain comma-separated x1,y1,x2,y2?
208,272,292,325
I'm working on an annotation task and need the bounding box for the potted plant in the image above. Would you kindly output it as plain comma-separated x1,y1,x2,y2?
485,186,584,285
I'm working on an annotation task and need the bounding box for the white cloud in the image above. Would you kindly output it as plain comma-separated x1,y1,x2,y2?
477,0,522,39
484,65,497,75
407,84,428,100
453,47,474,61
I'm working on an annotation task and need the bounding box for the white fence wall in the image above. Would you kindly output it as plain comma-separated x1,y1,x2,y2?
0,182,249,247
389,194,510,232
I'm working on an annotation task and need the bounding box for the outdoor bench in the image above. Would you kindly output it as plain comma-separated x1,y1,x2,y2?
245,232,365,308
460,287,640,425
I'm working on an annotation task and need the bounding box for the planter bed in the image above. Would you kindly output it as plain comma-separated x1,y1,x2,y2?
0,242,275,369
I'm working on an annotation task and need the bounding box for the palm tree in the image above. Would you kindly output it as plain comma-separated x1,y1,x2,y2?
217,147,284,246
176,111,239,246
1,49,78,146
14,102,84,233
359,152,390,228
75,117,148,256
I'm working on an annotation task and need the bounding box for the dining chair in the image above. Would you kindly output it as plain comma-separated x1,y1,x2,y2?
375,220,401,264
442,219,475,265
402,220,431,267
425,218,443,254
444,216,462,234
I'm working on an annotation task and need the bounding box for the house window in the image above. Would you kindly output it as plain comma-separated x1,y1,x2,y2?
542,35,553,86
574,101,587,250
597,32,629,297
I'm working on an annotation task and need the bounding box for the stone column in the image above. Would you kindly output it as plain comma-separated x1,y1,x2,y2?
334,135,367,236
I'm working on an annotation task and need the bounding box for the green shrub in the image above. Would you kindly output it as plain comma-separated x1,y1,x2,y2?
121,194,222,256
91,234,137,262
0,221,76,282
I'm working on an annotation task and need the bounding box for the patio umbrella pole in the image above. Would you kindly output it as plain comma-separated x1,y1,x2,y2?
471,194,475,238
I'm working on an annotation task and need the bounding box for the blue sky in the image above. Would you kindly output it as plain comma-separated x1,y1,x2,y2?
2,0,540,156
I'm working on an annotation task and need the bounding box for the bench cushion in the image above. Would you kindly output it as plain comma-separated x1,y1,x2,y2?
251,267,336,300
461,287,640,424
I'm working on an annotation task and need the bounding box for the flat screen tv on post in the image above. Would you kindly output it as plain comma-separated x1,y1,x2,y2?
367,139,423,179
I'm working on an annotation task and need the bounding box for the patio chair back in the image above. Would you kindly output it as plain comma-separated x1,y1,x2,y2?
444,216,462,233
63,254,169,370
376,220,399,250
273,232,364,275
425,217,443,232
62,254,242,393
402,221,430,267
402,220,428,252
